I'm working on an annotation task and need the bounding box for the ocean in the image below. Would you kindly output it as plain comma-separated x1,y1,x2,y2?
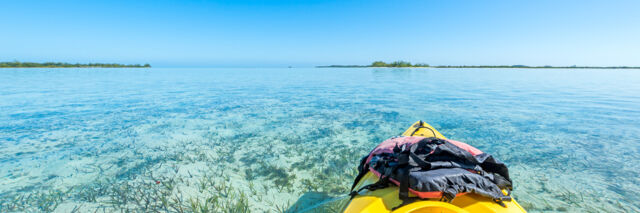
1,68,639,212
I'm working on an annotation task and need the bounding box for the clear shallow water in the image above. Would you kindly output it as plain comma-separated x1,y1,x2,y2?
0,68,639,212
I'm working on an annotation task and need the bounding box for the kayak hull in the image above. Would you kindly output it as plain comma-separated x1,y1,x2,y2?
343,121,527,213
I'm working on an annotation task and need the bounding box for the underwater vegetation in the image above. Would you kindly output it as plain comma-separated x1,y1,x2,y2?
0,109,373,212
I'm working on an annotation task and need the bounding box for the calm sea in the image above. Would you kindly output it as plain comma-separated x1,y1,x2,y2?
1,68,639,212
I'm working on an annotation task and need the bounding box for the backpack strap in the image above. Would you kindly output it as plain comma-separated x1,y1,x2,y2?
395,143,412,209
349,155,370,193
349,176,392,198
391,197,421,210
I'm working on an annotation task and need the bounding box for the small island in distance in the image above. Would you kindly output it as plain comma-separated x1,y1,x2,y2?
0,61,151,68
318,61,640,69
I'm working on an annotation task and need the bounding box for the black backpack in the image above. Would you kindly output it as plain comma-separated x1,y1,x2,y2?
350,137,513,209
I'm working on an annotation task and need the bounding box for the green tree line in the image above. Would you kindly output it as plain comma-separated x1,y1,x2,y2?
0,61,151,68
370,61,430,67
320,61,640,69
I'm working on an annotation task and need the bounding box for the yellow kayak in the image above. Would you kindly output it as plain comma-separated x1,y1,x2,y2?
342,121,527,213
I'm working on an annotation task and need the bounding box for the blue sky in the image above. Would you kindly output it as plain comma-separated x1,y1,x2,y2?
1,0,639,67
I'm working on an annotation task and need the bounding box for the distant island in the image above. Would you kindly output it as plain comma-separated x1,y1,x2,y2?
318,61,428,68
0,61,151,68
318,61,640,69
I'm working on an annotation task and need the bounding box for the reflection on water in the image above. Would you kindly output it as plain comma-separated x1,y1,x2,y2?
0,68,639,212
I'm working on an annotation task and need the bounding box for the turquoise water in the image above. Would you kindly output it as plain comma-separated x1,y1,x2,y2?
1,68,639,212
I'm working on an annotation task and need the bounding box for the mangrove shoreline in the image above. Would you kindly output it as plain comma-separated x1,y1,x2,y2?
318,61,640,69
0,61,151,68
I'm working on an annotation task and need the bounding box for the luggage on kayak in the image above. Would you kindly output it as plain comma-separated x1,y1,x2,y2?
342,121,526,213
350,136,512,209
